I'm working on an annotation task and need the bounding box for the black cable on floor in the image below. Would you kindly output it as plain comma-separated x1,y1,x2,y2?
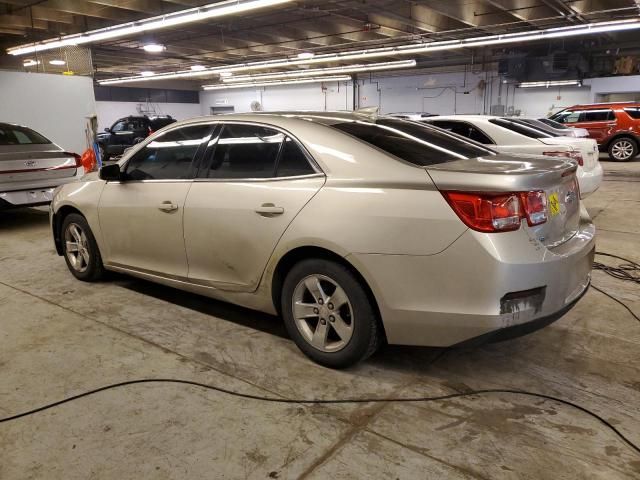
592,251,640,323
591,285,640,323
0,378,639,456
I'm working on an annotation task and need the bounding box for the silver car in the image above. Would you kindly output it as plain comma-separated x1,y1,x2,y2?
50,112,595,368
0,123,83,210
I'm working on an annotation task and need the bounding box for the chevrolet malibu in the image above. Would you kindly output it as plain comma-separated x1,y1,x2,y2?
50,112,595,368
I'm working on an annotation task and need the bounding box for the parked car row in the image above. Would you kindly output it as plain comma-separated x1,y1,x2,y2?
49,111,595,367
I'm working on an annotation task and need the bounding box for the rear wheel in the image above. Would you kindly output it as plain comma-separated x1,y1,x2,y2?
608,137,638,162
61,213,105,282
281,259,380,368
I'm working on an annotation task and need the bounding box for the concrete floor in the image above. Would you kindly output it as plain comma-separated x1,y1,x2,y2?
1,161,639,479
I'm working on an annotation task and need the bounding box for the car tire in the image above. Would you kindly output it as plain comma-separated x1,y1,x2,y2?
281,258,381,368
608,137,638,162
61,213,105,282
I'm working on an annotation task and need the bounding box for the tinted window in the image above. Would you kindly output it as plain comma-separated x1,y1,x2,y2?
428,120,494,144
124,124,212,180
206,124,284,178
581,109,615,122
111,120,128,132
509,118,562,137
0,125,50,145
552,111,581,124
489,118,553,138
332,119,494,166
276,137,315,177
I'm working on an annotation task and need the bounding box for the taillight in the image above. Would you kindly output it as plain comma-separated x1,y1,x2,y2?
442,190,548,233
543,150,583,166
64,152,82,168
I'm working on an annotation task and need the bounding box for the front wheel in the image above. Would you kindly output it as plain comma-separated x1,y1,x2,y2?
61,213,105,282
281,259,381,368
608,137,638,162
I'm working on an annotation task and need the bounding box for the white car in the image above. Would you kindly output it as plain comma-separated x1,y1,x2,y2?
423,115,603,197
388,112,437,121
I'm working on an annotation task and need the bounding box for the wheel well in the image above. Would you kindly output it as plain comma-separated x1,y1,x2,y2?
271,246,386,341
52,206,84,255
605,134,639,149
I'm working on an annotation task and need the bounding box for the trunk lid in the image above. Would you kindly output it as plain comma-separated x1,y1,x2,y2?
0,144,79,184
539,136,599,171
426,153,581,248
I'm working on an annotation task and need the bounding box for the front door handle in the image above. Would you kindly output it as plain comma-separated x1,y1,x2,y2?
158,201,178,212
255,203,284,216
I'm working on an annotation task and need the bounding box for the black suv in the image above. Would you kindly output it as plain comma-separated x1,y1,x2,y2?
97,115,176,161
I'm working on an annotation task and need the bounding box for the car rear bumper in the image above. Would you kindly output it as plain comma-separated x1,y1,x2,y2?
0,174,82,210
348,212,595,347
578,162,603,198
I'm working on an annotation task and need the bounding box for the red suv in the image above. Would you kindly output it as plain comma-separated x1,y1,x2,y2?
550,102,640,161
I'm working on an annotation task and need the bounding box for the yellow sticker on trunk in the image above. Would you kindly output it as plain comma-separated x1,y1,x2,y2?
549,192,561,216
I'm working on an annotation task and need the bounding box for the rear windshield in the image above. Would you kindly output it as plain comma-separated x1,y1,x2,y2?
0,125,51,145
489,118,554,139
331,118,494,166
509,118,562,136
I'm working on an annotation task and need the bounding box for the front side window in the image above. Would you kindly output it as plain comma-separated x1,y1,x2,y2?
0,125,50,145
111,120,128,132
581,109,615,122
552,111,581,124
124,124,213,180
331,118,494,166
206,124,284,178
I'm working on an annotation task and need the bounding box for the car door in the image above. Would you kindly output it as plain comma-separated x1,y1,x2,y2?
98,123,214,278
576,109,616,143
183,122,325,291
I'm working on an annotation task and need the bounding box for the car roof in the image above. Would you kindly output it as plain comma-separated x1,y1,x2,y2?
563,102,640,110
171,111,382,128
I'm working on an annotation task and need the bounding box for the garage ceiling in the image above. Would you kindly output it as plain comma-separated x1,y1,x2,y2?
2,0,640,83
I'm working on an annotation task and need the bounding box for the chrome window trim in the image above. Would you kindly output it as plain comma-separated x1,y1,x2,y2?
192,172,325,183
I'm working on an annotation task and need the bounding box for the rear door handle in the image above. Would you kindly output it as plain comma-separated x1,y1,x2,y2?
255,203,284,216
158,201,178,212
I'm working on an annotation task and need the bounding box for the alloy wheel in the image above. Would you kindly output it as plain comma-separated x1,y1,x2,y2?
611,140,635,160
292,274,354,353
64,223,90,273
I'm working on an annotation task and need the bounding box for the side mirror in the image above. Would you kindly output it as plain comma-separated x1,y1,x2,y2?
99,163,122,181
104,127,111,132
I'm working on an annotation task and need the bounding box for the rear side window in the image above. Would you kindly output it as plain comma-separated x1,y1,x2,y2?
331,119,494,166
489,118,553,138
124,124,213,180
276,137,315,177
206,124,284,179
428,120,494,144
580,109,615,122
624,108,640,119
0,125,50,145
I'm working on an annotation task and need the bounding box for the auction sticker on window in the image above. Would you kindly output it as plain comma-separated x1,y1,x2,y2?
548,192,561,216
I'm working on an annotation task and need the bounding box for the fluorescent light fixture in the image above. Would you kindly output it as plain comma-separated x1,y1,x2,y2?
97,18,640,85
143,43,166,53
190,65,206,71
49,59,66,66
297,52,315,59
7,0,294,56
202,75,351,90
23,59,40,67
517,80,582,88
140,71,155,76
223,59,416,82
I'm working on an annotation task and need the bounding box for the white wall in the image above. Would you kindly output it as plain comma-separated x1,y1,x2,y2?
199,81,354,115
198,71,640,120
95,101,202,131
0,71,96,153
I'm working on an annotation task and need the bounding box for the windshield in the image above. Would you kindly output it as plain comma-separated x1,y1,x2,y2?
0,124,51,145
330,118,495,166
